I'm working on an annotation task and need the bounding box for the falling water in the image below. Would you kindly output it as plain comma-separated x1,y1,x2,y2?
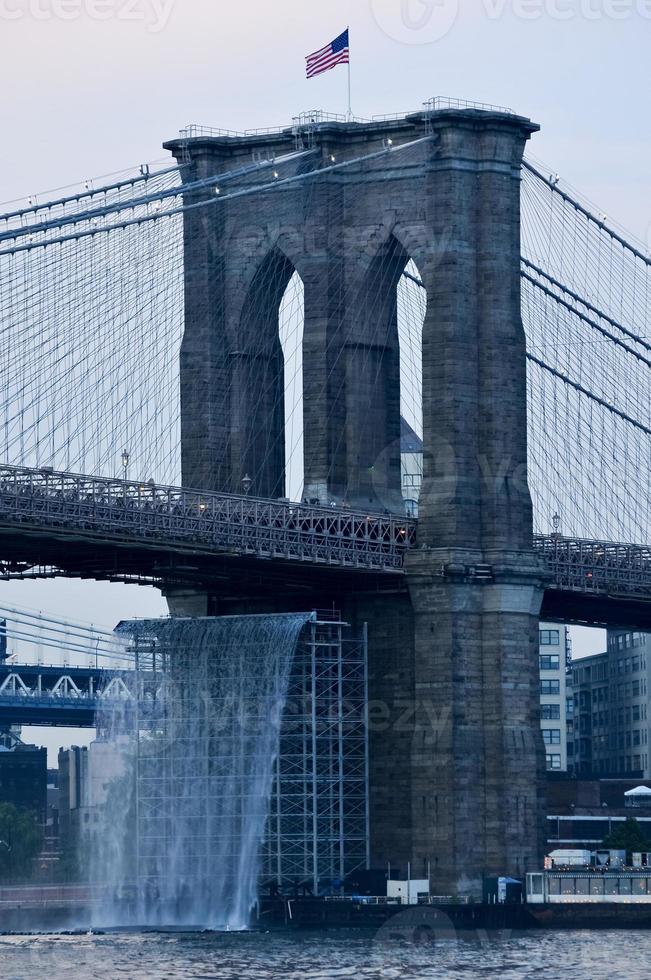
90,613,312,930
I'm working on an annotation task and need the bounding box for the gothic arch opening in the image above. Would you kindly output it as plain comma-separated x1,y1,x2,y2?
350,236,426,515
279,271,304,502
397,259,426,516
236,247,297,499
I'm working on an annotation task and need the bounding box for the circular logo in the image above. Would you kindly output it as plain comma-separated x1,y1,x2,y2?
370,906,458,969
370,0,460,45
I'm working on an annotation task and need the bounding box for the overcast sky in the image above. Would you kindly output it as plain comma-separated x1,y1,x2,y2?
1,0,649,241
2,0,647,756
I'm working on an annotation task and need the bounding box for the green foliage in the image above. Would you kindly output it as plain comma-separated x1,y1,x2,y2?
0,803,42,881
602,817,651,861
57,829,82,884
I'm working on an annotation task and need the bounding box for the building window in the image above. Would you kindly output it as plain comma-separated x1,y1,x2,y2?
541,680,560,696
546,754,562,770
540,655,561,671
541,703,561,720
543,729,562,745
540,630,560,646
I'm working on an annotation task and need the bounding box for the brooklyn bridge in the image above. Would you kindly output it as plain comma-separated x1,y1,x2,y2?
1,97,649,896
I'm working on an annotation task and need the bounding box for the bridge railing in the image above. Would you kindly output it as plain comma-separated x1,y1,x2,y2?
534,535,651,597
0,465,417,572
3,465,651,595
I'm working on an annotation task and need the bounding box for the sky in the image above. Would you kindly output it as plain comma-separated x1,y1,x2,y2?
1,0,647,757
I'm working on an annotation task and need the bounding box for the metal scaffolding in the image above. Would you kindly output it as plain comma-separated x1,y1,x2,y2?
261,617,369,895
104,614,368,915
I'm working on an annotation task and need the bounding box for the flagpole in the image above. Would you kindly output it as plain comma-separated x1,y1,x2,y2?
346,27,352,121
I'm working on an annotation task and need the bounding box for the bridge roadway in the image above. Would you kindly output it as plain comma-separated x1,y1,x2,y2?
0,465,650,627
0,662,146,727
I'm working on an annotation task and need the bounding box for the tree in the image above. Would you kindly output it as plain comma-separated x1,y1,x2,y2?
602,817,651,862
0,803,42,882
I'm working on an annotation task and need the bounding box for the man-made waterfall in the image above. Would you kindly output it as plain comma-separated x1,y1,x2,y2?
91,613,312,930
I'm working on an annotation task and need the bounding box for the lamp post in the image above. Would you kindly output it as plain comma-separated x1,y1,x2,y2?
121,450,130,482
242,474,252,497
552,512,561,538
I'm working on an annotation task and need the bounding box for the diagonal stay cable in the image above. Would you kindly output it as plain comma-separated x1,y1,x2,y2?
527,353,651,438
522,272,651,368
522,258,651,353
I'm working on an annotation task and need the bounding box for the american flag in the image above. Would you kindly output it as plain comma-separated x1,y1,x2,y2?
306,29,350,79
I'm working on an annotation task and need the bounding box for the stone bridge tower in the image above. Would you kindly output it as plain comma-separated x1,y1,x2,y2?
165,106,547,897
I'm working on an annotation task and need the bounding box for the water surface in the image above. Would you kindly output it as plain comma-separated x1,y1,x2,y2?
1,928,649,980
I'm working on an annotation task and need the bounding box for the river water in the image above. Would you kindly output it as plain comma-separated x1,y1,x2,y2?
1,928,649,980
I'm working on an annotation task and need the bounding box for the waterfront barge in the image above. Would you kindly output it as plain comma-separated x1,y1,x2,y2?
526,870,651,927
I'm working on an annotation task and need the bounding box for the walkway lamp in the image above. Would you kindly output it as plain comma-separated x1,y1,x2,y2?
121,450,130,481
242,474,252,496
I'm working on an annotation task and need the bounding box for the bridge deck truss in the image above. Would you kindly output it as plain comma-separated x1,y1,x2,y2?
0,465,415,572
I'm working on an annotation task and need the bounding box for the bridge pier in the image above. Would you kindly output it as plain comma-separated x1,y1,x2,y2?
404,559,545,895
164,589,210,618
166,105,546,896
399,107,547,895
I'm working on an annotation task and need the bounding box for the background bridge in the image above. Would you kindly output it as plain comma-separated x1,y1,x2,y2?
0,663,141,727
